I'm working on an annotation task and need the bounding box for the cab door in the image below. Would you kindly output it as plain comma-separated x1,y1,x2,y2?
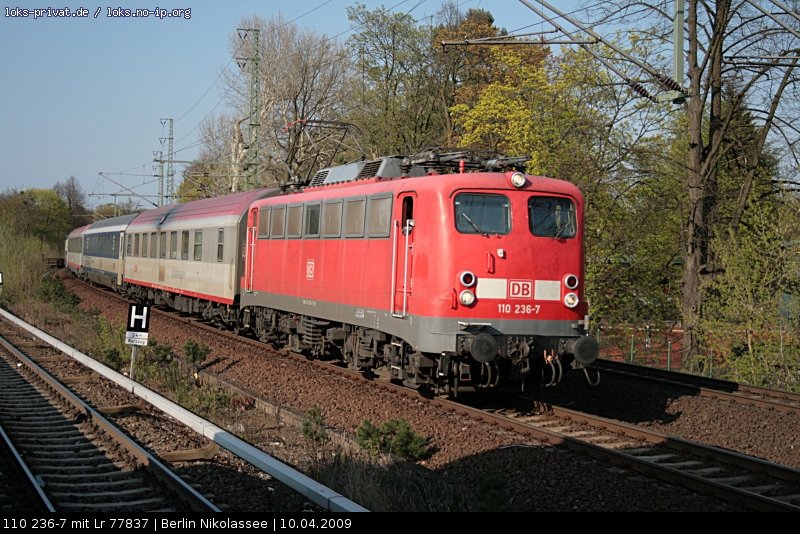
392,192,416,317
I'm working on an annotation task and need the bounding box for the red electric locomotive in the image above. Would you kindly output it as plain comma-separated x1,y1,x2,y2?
237,152,598,394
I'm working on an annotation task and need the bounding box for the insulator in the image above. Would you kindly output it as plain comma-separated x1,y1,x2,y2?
628,81,652,99
654,72,682,92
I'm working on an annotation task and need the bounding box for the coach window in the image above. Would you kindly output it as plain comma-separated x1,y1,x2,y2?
170,231,178,259
366,195,392,238
181,230,189,260
126,234,133,257
217,228,224,262
454,193,510,235
287,205,303,238
150,232,157,258
194,230,203,260
528,196,576,238
322,201,341,238
141,233,148,258
344,198,366,238
270,206,286,238
134,234,140,257
159,232,167,258
258,207,271,239
304,203,320,238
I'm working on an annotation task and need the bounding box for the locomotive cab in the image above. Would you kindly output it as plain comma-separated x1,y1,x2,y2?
426,171,598,393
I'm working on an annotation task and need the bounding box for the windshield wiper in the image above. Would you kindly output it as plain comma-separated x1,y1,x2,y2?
461,212,487,236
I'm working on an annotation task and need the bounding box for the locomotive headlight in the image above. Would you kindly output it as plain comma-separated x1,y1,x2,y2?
510,172,527,188
564,292,579,308
459,271,476,287
459,289,476,306
564,274,579,290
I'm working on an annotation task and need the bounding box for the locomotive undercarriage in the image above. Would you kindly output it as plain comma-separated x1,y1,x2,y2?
119,282,596,394
235,304,594,395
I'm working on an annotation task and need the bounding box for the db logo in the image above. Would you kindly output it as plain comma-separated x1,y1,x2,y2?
509,280,532,299
306,259,315,279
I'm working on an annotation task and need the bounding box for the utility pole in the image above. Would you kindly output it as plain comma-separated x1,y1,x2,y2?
152,150,164,206
160,118,174,202
237,28,261,191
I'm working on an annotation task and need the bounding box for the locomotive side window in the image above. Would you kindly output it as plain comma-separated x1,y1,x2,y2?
142,233,148,258
344,198,366,238
258,207,271,239
287,205,303,238
181,230,189,260
402,196,413,227
217,228,224,262
304,203,320,238
170,231,178,259
528,196,576,238
454,193,510,235
271,206,286,238
322,200,342,238
366,195,392,238
194,230,202,260
159,232,166,258
150,232,157,258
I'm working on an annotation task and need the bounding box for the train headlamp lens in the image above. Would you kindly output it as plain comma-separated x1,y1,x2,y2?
459,290,476,306
564,292,579,308
510,172,527,188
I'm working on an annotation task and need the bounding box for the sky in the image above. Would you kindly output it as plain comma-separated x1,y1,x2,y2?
0,0,582,210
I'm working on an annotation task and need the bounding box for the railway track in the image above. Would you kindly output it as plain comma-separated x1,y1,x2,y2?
595,359,800,416
0,418,52,512
61,272,800,511
451,396,800,512
0,332,219,512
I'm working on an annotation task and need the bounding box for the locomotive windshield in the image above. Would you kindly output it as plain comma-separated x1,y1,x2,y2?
454,193,510,235
528,196,576,238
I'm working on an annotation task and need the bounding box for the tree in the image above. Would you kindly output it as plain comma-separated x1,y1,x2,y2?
218,15,352,186
53,175,90,229
0,189,70,252
345,4,446,156
580,0,800,359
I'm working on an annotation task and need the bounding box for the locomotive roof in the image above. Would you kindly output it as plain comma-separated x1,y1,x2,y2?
128,188,278,229
255,171,583,204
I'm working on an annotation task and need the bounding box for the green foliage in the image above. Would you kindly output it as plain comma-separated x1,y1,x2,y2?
36,273,78,310
147,340,175,363
302,405,329,445
0,189,70,252
183,339,211,366
91,318,127,370
699,199,800,391
0,215,49,304
356,418,427,461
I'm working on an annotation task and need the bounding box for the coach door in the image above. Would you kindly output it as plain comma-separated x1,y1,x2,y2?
244,208,258,293
392,193,416,318
117,231,125,286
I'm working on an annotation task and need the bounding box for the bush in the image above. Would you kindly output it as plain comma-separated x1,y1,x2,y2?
183,339,211,366
302,405,329,445
356,418,427,461
37,273,78,310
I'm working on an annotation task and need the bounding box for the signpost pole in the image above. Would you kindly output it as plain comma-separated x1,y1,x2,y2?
129,345,138,380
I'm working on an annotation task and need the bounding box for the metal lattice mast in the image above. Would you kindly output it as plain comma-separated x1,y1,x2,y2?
237,28,260,190
152,150,164,206
160,118,174,202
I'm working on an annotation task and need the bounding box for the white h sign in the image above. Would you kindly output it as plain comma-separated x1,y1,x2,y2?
125,304,150,346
